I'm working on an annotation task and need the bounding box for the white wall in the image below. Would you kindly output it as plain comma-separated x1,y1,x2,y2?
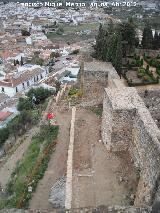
0,86,16,97
0,69,48,97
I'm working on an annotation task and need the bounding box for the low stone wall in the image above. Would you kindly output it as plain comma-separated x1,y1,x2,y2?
65,107,76,210
0,206,151,213
102,87,160,206
135,48,160,58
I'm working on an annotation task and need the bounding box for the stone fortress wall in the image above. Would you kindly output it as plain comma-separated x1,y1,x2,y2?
102,87,160,207
80,60,160,207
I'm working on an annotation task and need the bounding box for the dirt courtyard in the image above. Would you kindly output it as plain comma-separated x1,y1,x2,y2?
29,106,138,210
72,108,138,208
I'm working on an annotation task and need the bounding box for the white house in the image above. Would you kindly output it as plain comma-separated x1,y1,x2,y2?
0,65,49,97
25,37,32,45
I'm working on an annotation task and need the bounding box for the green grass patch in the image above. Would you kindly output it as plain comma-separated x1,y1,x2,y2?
46,22,99,43
0,125,59,209
90,105,103,117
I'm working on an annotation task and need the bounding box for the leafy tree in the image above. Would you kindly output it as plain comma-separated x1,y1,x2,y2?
0,127,9,147
7,111,33,139
8,116,21,140
17,97,33,111
34,57,44,66
21,29,31,36
27,87,51,102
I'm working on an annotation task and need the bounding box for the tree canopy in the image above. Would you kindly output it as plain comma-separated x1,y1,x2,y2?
94,19,136,75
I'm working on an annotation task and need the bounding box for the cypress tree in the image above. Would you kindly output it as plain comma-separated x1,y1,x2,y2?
141,26,153,49
101,31,108,61
107,33,117,63
94,24,106,60
119,18,136,56
158,34,160,49
20,56,23,66
153,31,159,50
114,33,122,76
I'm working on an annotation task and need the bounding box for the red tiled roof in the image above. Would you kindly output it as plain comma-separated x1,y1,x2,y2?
0,111,12,121
0,68,45,87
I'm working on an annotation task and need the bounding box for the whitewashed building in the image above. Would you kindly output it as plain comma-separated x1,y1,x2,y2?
0,65,49,97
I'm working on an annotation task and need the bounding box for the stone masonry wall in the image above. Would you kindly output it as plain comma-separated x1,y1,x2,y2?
133,109,160,206
102,87,160,206
82,70,108,101
79,61,121,104
79,59,160,207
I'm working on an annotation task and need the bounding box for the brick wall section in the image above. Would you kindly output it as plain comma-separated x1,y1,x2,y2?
102,87,160,206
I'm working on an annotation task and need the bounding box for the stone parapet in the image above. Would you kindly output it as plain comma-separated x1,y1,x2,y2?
102,87,160,206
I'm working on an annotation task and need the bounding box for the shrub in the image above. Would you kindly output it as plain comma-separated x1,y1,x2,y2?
50,52,60,58
137,72,144,78
0,127,9,148
7,111,33,139
17,97,33,111
70,49,80,55
68,88,79,96
27,87,51,102
2,125,59,209
142,75,149,82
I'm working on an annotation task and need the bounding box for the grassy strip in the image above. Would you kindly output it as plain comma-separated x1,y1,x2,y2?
90,105,103,117
0,125,59,209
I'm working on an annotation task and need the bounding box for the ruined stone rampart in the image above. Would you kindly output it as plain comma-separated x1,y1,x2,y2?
79,60,160,206
102,87,160,206
79,61,125,104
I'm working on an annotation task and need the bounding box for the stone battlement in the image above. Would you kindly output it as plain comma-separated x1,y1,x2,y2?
79,60,160,207
101,76,160,207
